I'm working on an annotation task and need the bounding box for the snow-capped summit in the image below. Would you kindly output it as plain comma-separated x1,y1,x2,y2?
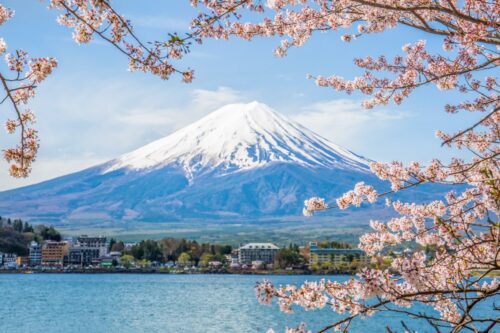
105,101,369,177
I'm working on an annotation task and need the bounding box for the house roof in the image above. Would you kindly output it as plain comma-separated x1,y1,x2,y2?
239,243,280,250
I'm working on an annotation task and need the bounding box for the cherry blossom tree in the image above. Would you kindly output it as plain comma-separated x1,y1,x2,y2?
183,0,499,332
1,1,498,331
1,0,196,177
0,4,58,177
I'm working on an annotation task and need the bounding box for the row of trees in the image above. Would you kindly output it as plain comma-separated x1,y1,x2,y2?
110,240,311,270
314,240,352,249
0,216,61,255
108,237,234,267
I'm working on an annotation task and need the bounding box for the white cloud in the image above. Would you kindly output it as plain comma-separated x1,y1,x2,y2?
0,78,248,190
0,157,107,191
292,99,412,152
190,87,246,114
116,86,246,131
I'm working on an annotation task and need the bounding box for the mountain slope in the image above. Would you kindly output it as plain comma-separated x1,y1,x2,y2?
0,102,388,224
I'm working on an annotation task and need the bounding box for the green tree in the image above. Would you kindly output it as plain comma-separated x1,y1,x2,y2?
36,225,61,241
120,255,134,269
138,259,151,268
220,245,232,255
211,254,226,263
177,252,191,266
12,219,23,232
131,240,163,261
310,263,321,271
321,262,333,271
199,252,214,267
317,240,352,249
22,222,34,233
109,238,116,252
111,240,125,252
0,227,31,255
275,248,303,269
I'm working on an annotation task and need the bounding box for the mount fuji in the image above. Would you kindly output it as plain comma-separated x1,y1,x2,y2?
0,102,423,225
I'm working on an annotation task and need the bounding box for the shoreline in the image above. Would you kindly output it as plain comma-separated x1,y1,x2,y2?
0,268,355,275
2,268,497,277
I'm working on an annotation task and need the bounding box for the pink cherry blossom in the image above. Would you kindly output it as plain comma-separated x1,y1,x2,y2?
186,1,499,331
0,2,497,331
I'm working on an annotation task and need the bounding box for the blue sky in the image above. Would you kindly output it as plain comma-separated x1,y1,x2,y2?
0,1,475,190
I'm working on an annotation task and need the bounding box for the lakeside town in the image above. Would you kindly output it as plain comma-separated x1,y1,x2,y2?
1,238,370,274
0,217,373,274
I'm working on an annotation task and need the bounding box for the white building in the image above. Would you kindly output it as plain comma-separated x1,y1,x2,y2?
238,243,280,265
2,253,17,268
29,241,42,266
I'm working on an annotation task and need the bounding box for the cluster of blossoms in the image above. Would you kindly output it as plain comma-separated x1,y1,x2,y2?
336,182,377,209
0,4,58,177
184,0,499,332
0,3,12,25
302,183,377,214
302,197,328,216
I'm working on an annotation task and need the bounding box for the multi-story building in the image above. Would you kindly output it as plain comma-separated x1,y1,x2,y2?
66,235,108,266
238,243,279,265
76,236,108,257
41,241,69,267
309,242,369,268
2,253,17,266
67,247,101,266
16,256,29,267
29,241,42,266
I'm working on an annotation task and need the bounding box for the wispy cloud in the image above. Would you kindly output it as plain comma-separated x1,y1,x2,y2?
116,86,247,131
0,78,248,190
0,157,108,191
191,86,246,113
292,99,413,152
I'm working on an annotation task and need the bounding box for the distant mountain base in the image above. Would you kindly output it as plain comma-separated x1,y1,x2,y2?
54,215,386,246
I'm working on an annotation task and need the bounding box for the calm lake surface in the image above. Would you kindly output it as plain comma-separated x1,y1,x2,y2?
0,274,495,333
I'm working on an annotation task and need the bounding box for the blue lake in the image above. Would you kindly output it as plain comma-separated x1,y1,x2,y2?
0,274,495,333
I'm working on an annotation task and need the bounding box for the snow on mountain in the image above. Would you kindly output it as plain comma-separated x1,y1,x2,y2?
0,101,390,224
104,101,369,178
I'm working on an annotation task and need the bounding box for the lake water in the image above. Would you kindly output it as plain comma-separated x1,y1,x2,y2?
0,274,495,333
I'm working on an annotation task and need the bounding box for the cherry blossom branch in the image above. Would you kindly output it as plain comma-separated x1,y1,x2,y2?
48,0,194,81
0,72,30,174
441,107,500,147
